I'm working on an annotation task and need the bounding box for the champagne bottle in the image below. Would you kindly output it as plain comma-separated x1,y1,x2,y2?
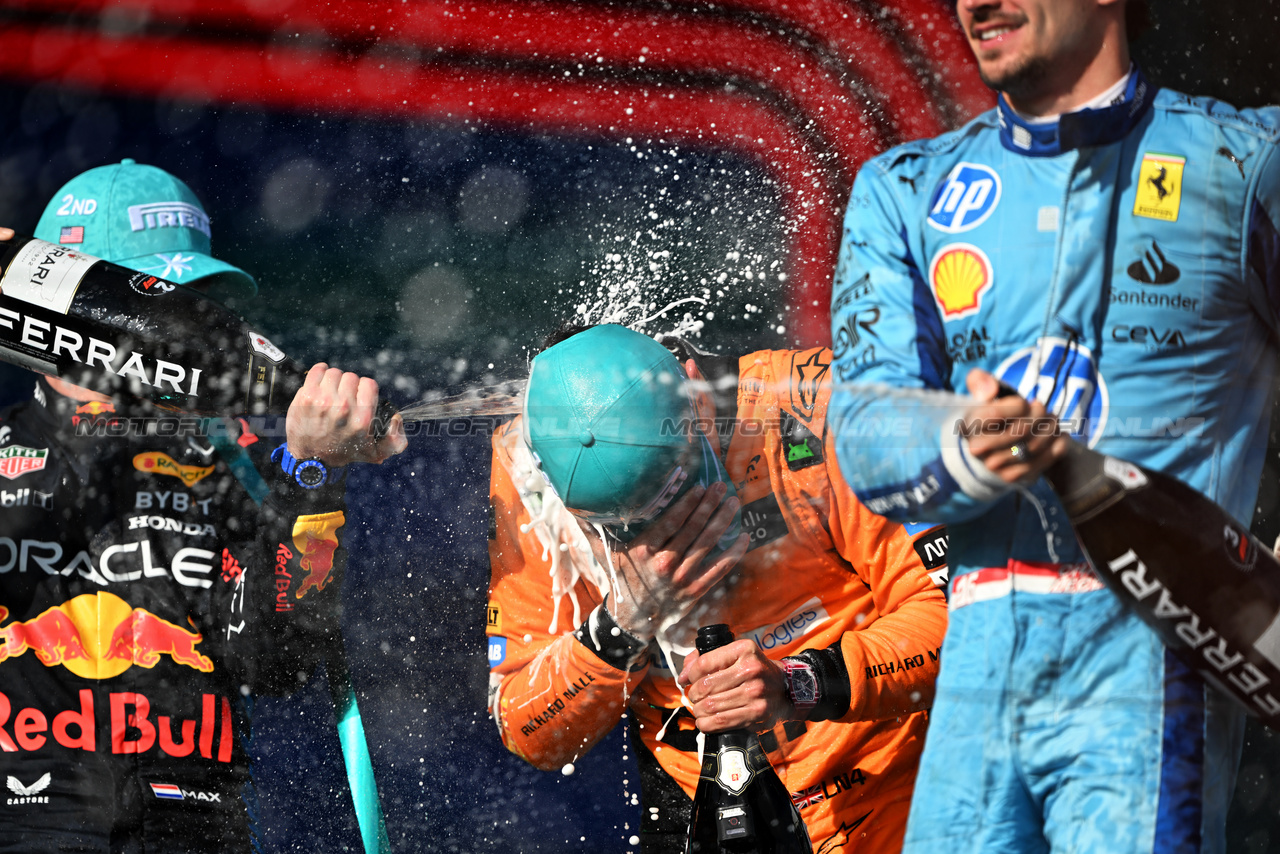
1044,441,1280,730
685,625,812,854
0,235,393,427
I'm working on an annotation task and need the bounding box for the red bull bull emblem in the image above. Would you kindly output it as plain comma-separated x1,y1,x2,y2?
71,400,116,429
0,445,48,480
220,548,243,583
0,592,212,678
292,511,345,599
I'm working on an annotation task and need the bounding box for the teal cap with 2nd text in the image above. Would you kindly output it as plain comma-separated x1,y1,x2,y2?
33,158,256,300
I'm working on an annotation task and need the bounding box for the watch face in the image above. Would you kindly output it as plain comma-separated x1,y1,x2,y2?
791,670,817,703
296,460,326,487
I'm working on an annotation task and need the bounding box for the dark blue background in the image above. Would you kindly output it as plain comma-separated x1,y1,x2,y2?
0,83,784,852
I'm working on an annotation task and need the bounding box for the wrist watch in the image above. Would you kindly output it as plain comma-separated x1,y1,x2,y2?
781,657,819,718
271,444,346,489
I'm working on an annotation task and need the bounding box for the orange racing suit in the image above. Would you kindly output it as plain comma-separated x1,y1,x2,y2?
487,347,949,853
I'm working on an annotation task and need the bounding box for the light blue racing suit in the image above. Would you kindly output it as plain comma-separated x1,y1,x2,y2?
829,67,1280,854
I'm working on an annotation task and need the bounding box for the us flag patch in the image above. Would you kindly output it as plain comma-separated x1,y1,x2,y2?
59,226,84,244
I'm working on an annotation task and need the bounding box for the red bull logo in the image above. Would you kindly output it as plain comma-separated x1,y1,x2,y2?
292,511,345,599
75,401,114,416
0,689,234,763
133,452,214,487
0,445,48,480
71,400,116,429
0,592,212,678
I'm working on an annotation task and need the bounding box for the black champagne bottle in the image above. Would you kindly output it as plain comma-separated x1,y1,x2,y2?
0,235,392,425
685,624,812,854
1044,441,1280,730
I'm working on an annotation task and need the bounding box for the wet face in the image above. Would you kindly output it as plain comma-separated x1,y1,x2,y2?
957,0,1108,103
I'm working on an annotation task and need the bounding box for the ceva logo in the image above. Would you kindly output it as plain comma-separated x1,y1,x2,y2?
928,162,1002,233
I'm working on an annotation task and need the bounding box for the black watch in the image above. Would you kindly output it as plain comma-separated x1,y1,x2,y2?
782,657,820,718
272,444,346,489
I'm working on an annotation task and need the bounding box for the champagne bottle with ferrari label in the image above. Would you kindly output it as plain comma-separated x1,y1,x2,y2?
685,625,812,854
1044,441,1280,730
0,235,390,426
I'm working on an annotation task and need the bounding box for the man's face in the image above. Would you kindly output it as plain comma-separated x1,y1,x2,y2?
957,0,1106,102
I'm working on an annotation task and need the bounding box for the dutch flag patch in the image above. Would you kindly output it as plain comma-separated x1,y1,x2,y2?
150,783,183,800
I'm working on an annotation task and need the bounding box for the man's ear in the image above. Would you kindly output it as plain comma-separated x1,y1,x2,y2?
684,358,721,454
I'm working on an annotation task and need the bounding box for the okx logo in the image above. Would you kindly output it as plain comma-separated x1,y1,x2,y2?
928,162,1002,233
994,338,1109,447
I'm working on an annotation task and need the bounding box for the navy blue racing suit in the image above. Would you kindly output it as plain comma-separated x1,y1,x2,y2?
0,379,349,853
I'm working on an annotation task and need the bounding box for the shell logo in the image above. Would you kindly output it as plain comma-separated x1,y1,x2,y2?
929,243,993,319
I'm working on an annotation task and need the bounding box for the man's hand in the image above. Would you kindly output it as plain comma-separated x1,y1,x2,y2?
286,363,408,466
581,481,747,643
962,368,1069,484
0,227,13,241
678,640,791,733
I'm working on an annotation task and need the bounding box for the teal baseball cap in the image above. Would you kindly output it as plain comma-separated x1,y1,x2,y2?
33,159,256,300
524,324,741,546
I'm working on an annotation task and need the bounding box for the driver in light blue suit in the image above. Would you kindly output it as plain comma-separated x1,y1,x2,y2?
827,0,1280,852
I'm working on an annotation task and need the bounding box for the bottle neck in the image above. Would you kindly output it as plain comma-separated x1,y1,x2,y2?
1043,440,1126,523
696,624,734,653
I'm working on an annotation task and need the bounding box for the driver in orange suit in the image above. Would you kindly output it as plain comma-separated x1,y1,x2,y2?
485,324,948,852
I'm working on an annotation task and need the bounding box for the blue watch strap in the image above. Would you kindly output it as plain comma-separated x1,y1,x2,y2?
271,444,346,489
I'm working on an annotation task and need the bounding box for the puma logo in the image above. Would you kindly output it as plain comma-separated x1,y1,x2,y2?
1216,146,1250,179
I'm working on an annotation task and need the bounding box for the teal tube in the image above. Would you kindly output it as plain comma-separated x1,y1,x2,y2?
209,426,389,851
329,652,392,854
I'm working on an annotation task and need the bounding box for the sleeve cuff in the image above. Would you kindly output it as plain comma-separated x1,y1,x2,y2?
574,604,650,672
939,416,1011,503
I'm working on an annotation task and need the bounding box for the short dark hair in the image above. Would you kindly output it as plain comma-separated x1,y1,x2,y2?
1126,0,1152,42
540,321,593,353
